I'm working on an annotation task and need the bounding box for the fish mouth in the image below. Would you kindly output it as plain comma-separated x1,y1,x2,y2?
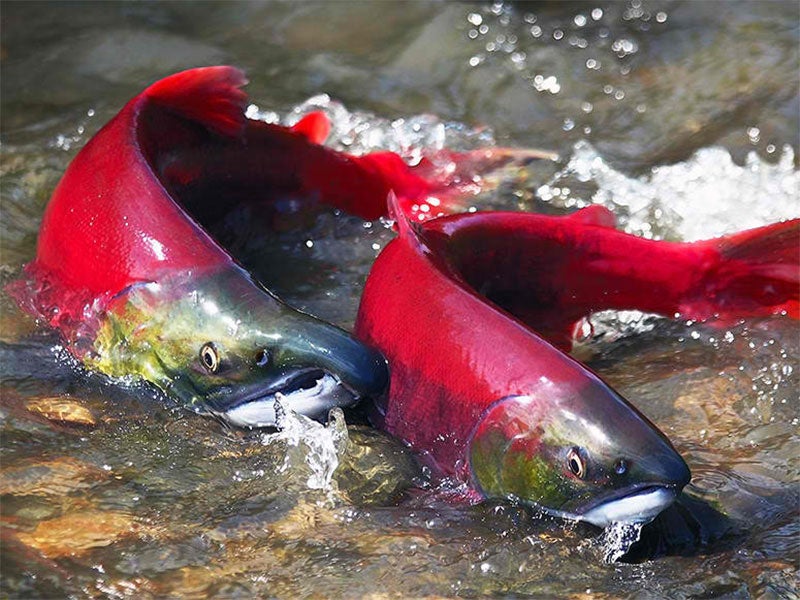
573,483,681,528
217,368,358,428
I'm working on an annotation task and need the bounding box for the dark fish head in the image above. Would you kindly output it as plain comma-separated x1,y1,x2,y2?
468,383,690,527
91,268,388,426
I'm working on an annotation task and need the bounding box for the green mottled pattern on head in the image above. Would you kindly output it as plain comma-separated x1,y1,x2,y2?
83,266,389,419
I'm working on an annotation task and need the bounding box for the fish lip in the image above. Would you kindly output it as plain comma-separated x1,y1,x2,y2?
223,368,334,409
573,483,681,528
215,369,359,428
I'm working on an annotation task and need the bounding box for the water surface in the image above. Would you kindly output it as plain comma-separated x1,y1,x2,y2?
1,1,798,598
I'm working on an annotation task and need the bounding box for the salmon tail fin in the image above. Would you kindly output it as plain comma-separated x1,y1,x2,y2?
694,219,799,320
144,66,248,138
291,111,331,144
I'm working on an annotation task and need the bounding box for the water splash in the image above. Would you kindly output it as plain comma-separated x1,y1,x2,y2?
260,397,349,494
600,521,644,563
544,140,798,241
247,94,496,163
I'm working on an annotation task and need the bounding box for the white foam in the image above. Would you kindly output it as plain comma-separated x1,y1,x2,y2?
546,140,798,241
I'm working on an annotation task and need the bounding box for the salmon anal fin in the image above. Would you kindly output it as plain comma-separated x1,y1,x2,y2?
144,66,248,138
291,111,331,144
567,205,617,228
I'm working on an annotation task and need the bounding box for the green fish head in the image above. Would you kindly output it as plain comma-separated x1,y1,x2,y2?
468,390,690,527
90,268,388,426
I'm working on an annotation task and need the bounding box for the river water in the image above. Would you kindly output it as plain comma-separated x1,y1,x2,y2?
1,1,798,598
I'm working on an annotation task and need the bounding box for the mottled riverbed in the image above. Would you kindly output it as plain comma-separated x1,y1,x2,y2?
1,1,798,598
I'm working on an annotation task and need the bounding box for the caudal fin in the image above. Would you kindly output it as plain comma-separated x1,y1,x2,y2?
693,219,799,320
144,66,248,137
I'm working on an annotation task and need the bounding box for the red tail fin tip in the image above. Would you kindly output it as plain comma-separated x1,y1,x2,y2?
698,219,800,320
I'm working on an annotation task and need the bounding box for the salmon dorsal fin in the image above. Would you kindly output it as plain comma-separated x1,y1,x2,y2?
144,66,248,138
567,205,617,228
387,191,427,250
291,111,331,144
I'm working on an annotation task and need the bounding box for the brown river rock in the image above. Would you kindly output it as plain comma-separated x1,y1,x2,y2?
25,397,97,427
16,509,137,558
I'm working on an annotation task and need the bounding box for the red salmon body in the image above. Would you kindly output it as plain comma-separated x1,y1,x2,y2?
16,66,539,345
355,205,797,524
10,66,544,429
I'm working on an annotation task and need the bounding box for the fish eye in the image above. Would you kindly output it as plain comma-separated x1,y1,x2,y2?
567,447,587,479
200,342,220,373
255,348,270,367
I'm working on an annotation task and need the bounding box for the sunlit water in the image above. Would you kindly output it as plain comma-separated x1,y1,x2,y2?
1,1,798,598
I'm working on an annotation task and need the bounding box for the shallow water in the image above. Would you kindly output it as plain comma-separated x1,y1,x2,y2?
1,1,798,598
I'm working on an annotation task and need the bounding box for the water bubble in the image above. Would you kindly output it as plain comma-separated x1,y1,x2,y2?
656,11,668,23
530,25,542,38
562,118,575,132
591,8,603,20
747,126,761,144
581,102,594,113
586,58,599,69
574,14,587,27
553,29,564,41
467,12,483,26
569,36,588,48
612,38,638,57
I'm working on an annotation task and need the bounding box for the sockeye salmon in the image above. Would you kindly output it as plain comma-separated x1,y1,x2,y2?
12,66,797,528
354,200,798,526
10,66,541,426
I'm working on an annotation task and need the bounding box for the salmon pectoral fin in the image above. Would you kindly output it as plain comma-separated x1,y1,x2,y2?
144,66,248,138
690,219,800,320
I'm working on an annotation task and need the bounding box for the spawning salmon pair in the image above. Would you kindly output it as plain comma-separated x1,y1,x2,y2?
11,67,798,527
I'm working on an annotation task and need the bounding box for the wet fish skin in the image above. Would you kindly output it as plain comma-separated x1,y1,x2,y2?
355,203,797,525
10,67,414,424
10,66,525,424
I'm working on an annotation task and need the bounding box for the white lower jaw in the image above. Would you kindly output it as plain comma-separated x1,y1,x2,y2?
578,487,678,528
223,373,348,428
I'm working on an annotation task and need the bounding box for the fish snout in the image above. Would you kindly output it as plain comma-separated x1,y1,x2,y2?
578,436,691,528
214,322,388,429
281,318,390,401
615,428,691,491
